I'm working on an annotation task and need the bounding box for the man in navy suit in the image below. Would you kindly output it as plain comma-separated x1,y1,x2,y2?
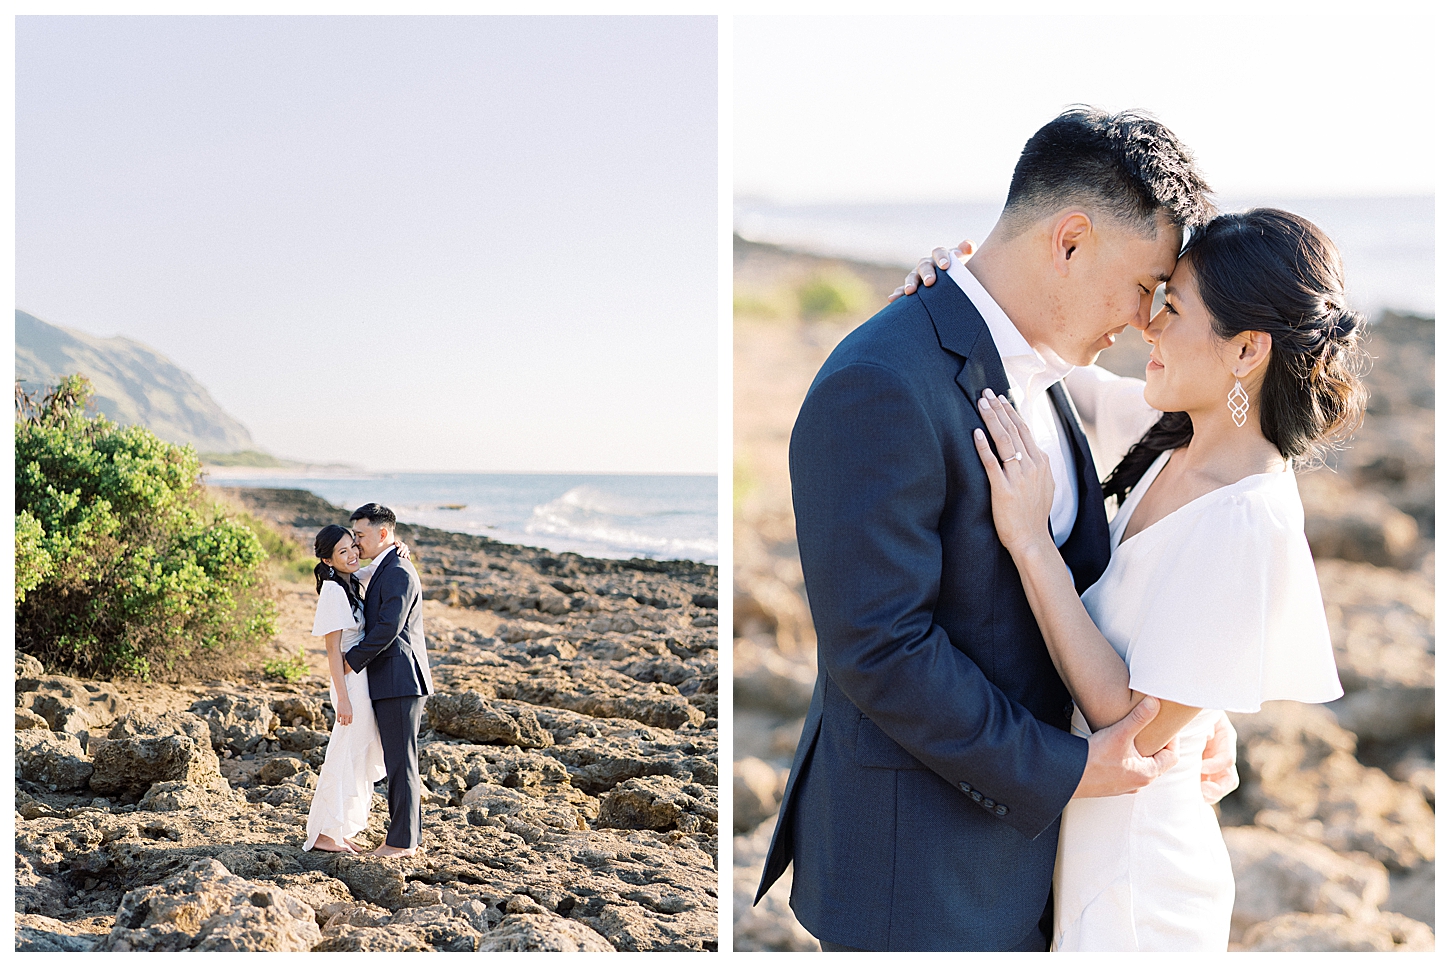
345,502,433,857
755,108,1232,950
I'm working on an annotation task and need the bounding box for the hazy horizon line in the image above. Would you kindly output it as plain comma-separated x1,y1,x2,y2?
202,467,719,478
735,190,1436,208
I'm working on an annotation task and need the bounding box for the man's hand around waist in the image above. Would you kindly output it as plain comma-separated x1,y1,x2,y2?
1071,696,1180,799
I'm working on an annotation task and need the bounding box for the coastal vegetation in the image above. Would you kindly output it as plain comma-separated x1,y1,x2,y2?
226,505,315,585
15,375,278,681
732,271,870,321
261,646,311,683
196,449,298,468
733,240,875,322
795,270,871,319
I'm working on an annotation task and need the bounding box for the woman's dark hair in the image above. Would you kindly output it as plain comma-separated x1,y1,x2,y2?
313,524,363,613
1102,208,1368,505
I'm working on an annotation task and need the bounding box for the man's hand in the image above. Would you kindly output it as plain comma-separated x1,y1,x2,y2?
888,239,974,302
1200,711,1240,804
1072,696,1180,799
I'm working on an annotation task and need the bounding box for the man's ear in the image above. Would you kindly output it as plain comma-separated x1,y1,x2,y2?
1051,211,1093,276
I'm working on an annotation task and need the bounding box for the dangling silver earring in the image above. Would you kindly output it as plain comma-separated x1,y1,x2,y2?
327,565,336,577
1227,379,1250,428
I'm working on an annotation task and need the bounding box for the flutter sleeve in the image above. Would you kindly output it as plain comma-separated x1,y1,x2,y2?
1122,488,1343,713
311,581,355,638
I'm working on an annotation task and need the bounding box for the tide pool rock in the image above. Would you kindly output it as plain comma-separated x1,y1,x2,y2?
100,857,320,951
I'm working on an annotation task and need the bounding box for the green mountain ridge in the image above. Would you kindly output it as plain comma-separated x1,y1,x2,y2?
16,308,256,454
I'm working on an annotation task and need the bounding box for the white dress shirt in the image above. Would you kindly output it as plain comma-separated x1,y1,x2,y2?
944,253,1078,546
1062,364,1163,502
370,544,397,570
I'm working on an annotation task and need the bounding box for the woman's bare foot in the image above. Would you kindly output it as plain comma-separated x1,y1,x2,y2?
344,837,365,853
309,834,353,853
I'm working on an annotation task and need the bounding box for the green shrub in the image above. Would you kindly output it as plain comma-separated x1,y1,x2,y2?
263,646,310,683
283,557,318,584
733,457,756,514
733,291,787,319
227,507,312,584
15,375,278,680
15,509,52,604
796,271,871,320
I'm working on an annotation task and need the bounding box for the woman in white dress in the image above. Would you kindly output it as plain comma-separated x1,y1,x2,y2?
968,209,1360,949
304,524,387,853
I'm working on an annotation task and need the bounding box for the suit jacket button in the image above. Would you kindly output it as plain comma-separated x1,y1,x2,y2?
982,797,995,809
995,804,1008,817
959,781,973,793
970,791,983,803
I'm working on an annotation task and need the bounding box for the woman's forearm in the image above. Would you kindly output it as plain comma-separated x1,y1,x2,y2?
1011,541,1200,754
1012,541,1136,732
971,390,1197,753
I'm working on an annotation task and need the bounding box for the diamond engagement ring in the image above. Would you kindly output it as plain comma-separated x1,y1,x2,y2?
1004,451,1024,463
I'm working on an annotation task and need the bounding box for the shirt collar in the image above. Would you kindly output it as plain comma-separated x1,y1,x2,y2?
372,544,396,567
944,251,1073,403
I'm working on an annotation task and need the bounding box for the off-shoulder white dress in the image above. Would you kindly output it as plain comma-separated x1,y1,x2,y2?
1051,448,1343,950
304,579,386,851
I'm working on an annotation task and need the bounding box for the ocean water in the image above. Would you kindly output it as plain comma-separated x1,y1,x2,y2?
205,470,718,565
735,195,1435,318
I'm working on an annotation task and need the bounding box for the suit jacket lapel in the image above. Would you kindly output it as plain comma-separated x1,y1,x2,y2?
914,274,1011,407
919,279,1111,591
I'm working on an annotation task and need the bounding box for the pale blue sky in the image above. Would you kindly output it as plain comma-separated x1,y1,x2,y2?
736,15,1436,203
18,15,717,473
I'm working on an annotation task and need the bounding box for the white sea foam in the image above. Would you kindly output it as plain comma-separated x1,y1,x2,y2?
206,471,717,563
524,485,717,562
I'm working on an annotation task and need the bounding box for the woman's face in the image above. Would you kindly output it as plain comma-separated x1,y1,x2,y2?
325,533,362,574
1142,261,1241,415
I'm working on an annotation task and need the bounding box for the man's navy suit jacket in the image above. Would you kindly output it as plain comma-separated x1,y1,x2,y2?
755,275,1112,951
345,550,432,701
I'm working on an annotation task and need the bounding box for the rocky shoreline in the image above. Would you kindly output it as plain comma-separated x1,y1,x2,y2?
732,237,1434,952
16,487,719,952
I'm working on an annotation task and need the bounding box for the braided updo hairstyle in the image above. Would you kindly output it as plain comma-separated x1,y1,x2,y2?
1102,208,1368,505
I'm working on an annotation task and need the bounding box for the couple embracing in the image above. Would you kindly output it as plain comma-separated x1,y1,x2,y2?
756,108,1357,951
304,503,433,858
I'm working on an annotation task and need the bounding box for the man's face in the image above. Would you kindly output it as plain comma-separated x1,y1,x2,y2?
351,518,390,559
1046,211,1182,367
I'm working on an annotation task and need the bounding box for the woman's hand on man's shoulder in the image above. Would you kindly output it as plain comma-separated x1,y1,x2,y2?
888,240,974,303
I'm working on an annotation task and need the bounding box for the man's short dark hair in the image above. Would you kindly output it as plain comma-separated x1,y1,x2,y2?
350,503,397,530
1003,106,1215,236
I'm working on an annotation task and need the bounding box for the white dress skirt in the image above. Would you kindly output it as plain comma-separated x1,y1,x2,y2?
1052,448,1343,951
304,579,386,851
